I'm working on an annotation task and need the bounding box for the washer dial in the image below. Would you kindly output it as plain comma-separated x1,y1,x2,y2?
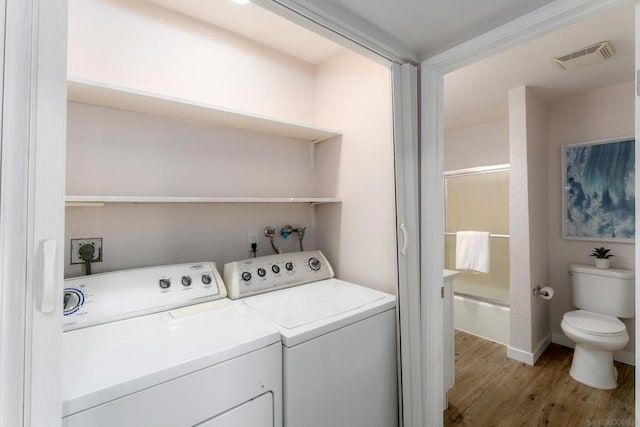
63,288,84,315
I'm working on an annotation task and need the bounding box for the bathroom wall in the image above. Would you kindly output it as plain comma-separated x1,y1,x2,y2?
523,88,550,360
547,81,635,363
313,49,397,294
508,86,550,364
444,119,509,171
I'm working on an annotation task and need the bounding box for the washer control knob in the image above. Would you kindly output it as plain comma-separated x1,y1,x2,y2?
201,274,212,285
285,262,294,271
181,276,192,286
159,278,171,289
271,265,280,274
241,271,252,281
63,289,82,315
308,257,321,271
257,268,266,277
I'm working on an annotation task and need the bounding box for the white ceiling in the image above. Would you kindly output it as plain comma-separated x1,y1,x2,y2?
444,3,634,129
144,0,343,64
297,0,556,59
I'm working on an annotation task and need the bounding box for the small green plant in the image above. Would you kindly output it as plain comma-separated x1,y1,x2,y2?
590,247,614,259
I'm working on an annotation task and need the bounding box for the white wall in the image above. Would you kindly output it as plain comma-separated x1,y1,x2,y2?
508,86,533,358
547,81,635,362
524,88,550,358
68,0,316,124
65,102,317,277
313,49,397,294
66,0,397,292
507,86,550,364
443,119,509,171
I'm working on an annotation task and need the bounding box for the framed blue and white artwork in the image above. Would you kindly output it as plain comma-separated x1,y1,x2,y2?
562,137,635,243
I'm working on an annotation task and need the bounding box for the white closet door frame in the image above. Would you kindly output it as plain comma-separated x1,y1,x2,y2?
0,0,67,425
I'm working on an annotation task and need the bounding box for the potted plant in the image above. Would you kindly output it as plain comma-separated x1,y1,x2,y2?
590,247,613,269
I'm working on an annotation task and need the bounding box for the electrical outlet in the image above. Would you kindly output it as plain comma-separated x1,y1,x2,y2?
248,232,258,253
70,238,103,264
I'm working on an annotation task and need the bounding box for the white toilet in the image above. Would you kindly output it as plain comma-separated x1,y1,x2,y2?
560,264,634,389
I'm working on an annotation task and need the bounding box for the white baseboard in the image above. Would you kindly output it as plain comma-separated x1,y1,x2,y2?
507,333,551,366
533,333,552,364
507,346,534,365
552,332,635,366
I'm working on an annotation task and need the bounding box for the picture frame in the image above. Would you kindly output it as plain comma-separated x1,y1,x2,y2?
562,137,635,243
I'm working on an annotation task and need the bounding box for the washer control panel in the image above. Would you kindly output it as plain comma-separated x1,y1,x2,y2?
223,250,334,299
63,262,226,331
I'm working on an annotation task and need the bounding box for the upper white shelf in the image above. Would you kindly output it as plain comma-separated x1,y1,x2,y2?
67,78,342,143
65,195,341,206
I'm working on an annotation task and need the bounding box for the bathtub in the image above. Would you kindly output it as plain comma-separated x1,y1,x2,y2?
453,293,510,345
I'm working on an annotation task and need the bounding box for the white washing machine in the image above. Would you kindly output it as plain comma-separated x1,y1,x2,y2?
62,262,282,427
224,251,398,427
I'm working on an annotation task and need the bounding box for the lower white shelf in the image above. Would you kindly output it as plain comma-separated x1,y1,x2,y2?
65,196,341,206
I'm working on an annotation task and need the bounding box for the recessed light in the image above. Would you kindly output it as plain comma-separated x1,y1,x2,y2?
232,0,251,4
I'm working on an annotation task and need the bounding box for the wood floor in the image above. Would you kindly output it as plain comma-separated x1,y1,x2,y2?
445,331,635,427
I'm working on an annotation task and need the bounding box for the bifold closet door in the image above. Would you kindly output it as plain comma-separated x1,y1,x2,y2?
0,0,67,425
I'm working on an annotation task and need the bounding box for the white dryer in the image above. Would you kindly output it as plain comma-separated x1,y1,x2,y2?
62,262,282,427
224,251,398,427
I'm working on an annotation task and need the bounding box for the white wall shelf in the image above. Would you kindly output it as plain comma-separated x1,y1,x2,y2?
65,195,341,206
67,78,342,143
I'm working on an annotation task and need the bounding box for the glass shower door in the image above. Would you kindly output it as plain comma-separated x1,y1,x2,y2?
444,167,510,304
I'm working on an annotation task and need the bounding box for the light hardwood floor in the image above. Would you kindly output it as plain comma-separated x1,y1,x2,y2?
445,331,635,426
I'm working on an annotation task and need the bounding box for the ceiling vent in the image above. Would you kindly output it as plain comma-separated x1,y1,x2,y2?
553,41,614,70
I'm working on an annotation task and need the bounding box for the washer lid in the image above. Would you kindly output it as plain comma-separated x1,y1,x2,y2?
62,299,280,417
242,279,396,346
563,310,626,335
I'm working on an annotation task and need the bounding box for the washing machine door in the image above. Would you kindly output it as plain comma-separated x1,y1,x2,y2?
198,393,273,427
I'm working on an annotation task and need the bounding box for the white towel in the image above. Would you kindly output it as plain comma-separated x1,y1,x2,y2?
455,231,490,274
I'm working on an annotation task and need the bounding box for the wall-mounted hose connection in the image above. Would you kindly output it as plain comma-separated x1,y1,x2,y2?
280,224,306,252
264,226,283,254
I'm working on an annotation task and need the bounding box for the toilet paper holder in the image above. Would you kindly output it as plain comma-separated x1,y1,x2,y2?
532,286,554,299
532,286,549,297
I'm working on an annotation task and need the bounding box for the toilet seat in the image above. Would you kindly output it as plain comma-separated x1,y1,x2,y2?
562,310,626,337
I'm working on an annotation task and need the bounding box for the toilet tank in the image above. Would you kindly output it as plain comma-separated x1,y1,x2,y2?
569,264,635,318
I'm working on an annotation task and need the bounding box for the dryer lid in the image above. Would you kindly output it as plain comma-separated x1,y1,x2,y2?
563,310,626,335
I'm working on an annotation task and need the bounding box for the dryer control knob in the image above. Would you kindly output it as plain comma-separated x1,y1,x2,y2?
285,262,294,271
308,257,321,271
271,265,280,274
159,278,171,289
257,268,266,277
241,271,252,281
201,274,212,285
181,276,192,286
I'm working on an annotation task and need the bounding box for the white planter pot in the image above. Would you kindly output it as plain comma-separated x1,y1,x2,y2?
595,258,610,269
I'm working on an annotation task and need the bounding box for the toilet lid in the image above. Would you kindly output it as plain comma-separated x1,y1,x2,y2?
563,310,626,335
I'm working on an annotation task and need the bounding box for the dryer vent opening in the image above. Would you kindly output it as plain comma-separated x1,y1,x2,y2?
552,41,614,70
